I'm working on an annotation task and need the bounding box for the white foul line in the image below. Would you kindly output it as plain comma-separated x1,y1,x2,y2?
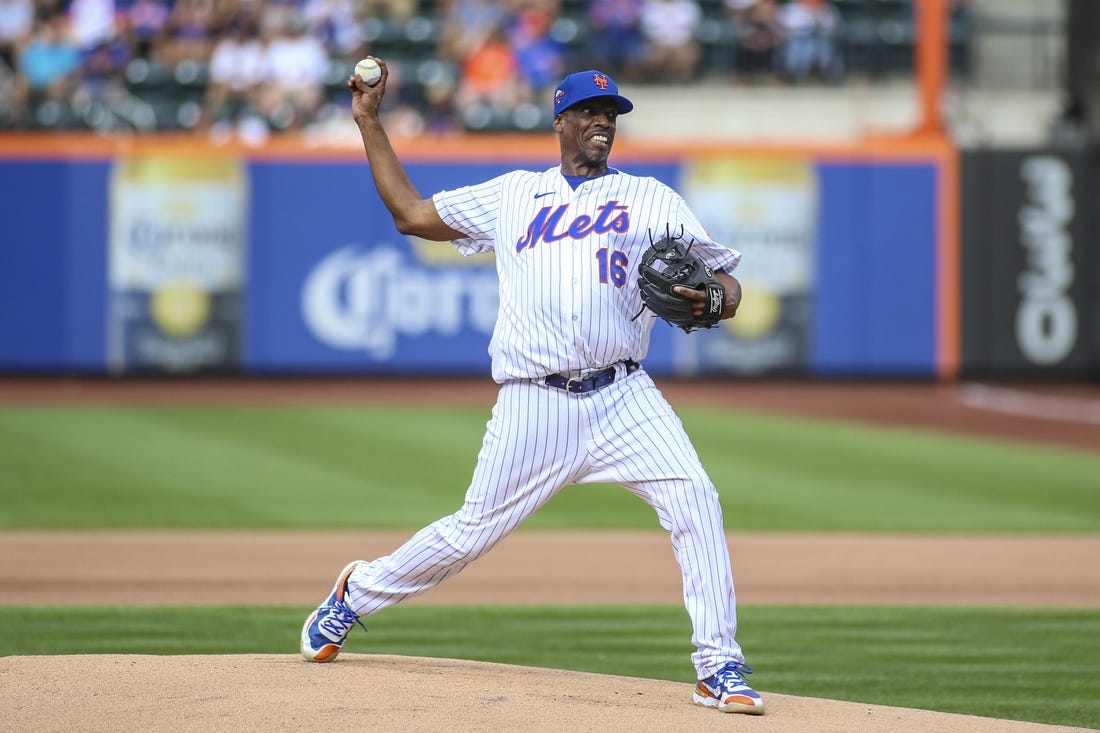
958,383,1100,426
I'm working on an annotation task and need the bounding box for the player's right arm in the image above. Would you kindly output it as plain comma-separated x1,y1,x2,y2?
347,59,464,242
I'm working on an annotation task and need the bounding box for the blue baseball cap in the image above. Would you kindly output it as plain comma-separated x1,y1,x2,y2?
553,70,634,117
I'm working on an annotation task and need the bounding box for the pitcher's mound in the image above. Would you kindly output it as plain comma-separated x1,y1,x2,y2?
0,654,1084,732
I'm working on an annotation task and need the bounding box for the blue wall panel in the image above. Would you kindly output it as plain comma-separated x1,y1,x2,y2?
865,163,937,373
0,154,941,377
63,161,110,370
814,163,864,372
0,161,109,370
0,162,68,368
815,162,937,376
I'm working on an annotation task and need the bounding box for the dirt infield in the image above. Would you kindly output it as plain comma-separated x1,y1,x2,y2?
2,377,1098,732
3,530,1099,608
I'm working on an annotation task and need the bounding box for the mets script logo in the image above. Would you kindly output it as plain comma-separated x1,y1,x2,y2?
516,200,630,251
593,73,609,90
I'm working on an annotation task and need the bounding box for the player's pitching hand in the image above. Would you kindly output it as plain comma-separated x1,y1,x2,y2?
347,56,387,122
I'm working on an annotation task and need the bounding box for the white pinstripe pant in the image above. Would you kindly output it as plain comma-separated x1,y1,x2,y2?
345,367,744,678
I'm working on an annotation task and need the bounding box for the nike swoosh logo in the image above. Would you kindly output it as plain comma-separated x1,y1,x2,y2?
533,192,554,200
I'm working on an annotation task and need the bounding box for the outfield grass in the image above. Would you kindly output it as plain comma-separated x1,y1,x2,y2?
1,405,1097,530
1,604,1097,729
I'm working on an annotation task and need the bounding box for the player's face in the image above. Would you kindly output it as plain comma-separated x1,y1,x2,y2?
555,99,619,172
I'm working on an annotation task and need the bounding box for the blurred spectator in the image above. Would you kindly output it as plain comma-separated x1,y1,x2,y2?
158,0,224,66
582,0,645,81
776,0,842,84
726,0,781,82
72,30,157,130
725,0,750,57
79,30,131,92
304,0,364,63
436,0,507,65
12,12,81,125
118,0,171,60
638,0,701,83
66,0,118,52
0,0,32,123
373,58,432,136
950,0,974,77
0,64,16,124
200,15,266,140
951,0,974,28
420,77,458,133
35,0,68,19
453,26,529,129
0,0,34,70
258,15,329,131
260,0,300,38
509,1,565,105
359,0,417,22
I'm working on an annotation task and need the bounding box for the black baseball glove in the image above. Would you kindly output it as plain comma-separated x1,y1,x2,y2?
636,232,726,333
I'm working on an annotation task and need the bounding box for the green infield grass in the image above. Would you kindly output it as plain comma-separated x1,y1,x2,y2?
1,604,1097,729
1,405,1098,531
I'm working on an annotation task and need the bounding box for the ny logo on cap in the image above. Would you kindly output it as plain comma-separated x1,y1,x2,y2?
593,73,609,90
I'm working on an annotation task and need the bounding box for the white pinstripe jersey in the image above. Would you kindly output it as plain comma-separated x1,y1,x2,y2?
433,166,741,383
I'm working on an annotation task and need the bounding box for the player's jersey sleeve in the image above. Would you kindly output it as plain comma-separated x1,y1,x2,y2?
669,192,742,274
433,174,511,255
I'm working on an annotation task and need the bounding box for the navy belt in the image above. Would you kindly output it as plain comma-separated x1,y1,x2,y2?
544,360,640,394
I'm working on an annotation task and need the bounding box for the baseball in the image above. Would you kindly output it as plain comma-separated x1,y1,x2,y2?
354,58,381,86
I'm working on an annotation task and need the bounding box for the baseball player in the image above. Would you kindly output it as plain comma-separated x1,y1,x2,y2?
301,61,764,716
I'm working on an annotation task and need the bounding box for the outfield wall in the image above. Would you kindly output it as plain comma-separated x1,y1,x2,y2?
0,135,964,378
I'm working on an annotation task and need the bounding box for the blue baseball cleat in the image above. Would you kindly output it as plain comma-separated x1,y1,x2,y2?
692,661,765,714
301,560,367,662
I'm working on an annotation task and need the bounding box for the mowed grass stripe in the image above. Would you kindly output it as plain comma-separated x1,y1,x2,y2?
0,405,1097,531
